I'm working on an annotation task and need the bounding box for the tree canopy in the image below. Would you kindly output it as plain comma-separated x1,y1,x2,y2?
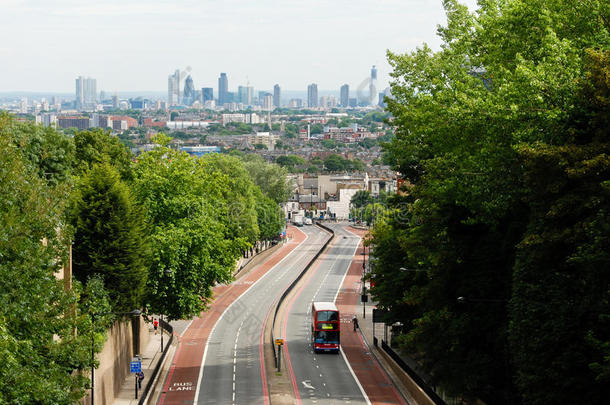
370,1,610,403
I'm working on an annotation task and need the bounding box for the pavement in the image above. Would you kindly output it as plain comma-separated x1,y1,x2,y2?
113,324,167,405
111,234,297,405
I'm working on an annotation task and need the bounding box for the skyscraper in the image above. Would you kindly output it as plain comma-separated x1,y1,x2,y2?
218,73,228,106
168,69,180,105
238,85,254,105
307,83,318,108
263,94,274,111
369,65,378,105
202,87,214,102
183,75,195,105
75,76,97,111
273,84,281,108
340,84,349,107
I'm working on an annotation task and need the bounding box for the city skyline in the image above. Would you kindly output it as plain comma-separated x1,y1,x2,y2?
0,0,478,92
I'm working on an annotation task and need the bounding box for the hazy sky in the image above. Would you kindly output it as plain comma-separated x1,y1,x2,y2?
0,0,478,93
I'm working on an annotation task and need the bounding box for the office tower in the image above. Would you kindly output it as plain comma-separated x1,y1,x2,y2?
263,94,273,111
112,94,119,109
369,65,378,105
238,85,253,105
183,75,195,105
307,83,318,108
168,69,180,105
340,84,349,107
75,76,97,111
273,84,281,108
202,87,214,102
218,73,228,106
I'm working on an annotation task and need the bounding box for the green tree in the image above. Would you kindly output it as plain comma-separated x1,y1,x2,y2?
371,0,610,403
323,154,346,172
71,163,149,312
0,120,92,404
74,129,133,180
351,190,373,209
242,154,293,203
132,147,247,319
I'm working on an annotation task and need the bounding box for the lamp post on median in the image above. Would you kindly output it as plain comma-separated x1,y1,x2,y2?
90,309,141,405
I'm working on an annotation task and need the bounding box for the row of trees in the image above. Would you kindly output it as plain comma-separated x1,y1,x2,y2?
0,115,290,402
369,1,609,404
275,153,365,173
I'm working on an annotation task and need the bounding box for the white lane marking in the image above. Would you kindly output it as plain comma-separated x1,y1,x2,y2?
194,230,311,402
340,347,372,405
302,380,315,390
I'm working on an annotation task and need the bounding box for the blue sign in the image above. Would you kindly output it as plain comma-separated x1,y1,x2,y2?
130,360,142,373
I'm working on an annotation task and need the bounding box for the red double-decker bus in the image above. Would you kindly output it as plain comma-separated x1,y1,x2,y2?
311,302,340,353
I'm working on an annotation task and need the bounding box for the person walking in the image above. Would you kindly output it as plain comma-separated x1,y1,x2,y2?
137,371,144,389
352,315,359,331
153,318,159,334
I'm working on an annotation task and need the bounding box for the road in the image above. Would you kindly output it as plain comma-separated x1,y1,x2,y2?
195,225,330,405
282,224,369,405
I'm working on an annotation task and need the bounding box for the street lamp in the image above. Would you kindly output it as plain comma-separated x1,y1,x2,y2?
90,309,141,405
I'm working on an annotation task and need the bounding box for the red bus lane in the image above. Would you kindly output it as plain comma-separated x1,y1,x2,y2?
338,227,408,405
158,226,307,405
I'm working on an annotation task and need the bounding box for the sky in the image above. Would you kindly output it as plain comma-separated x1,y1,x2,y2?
0,0,479,93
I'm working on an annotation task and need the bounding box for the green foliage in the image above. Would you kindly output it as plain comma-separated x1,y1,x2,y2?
276,154,306,169
242,154,293,203
371,0,610,403
351,190,373,209
74,129,133,180
70,163,149,313
0,118,92,403
132,147,248,320
0,112,75,185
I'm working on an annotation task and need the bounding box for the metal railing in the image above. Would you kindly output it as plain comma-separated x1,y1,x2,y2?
138,319,174,405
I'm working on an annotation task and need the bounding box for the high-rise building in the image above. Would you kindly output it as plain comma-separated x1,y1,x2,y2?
307,83,318,108
112,94,119,109
369,65,378,105
168,69,180,105
340,84,349,107
202,87,214,103
273,84,281,108
263,94,274,111
218,73,228,106
183,75,195,105
75,76,97,111
238,85,254,105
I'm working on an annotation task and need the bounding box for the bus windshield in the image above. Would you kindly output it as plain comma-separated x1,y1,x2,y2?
317,310,339,322
314,330,339,344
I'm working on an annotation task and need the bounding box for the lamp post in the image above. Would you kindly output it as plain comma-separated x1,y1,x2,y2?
161,269,172,353
90,309,141,405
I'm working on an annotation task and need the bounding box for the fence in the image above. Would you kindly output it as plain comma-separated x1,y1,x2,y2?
138,318,174,405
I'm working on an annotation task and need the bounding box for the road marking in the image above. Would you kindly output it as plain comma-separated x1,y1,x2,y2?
194,228,310,403
302,380,315,390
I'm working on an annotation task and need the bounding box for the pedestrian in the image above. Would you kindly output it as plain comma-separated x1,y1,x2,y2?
352,315,359,331
137,371,144,389
153,318,158,334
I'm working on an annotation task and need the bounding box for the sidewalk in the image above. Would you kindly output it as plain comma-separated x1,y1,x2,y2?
342,226,434,405
113,324,168,405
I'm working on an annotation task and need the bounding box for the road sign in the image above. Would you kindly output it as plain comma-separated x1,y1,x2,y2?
275,338,284,346
130,358,142,373
361,294,368,303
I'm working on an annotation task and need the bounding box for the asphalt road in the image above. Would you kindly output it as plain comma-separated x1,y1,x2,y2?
283,224,369,405
195,225,330,405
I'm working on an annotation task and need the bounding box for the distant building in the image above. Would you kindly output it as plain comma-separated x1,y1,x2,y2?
340,84,349,107
180,145,220,157
263,94,274,111
218,73,228,106
348,98,358,108
307,83,318,108
58,116,90,130
369,65,377,105
247,132,279,150
183,75,196,105
273,84,281,107
238,85,254,105
167,69,180,105
112,95,119,109
202,87,214,103
289,98,303,108
75,76,97,111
